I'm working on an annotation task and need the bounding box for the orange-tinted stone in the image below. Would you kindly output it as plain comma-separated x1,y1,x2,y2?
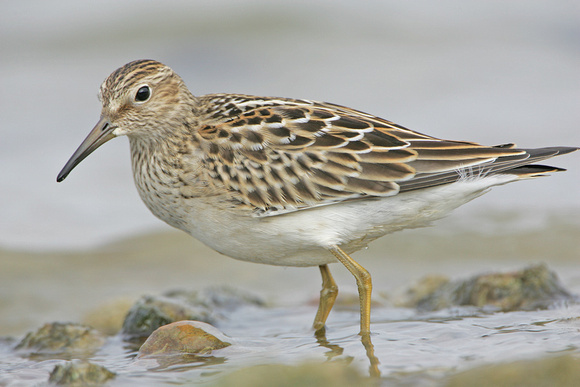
138,321,230,358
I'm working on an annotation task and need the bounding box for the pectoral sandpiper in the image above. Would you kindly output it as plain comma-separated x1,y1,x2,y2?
57,59,577,335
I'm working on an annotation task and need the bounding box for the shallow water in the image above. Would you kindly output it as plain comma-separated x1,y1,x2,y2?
3,304,580,386
1,217,579,385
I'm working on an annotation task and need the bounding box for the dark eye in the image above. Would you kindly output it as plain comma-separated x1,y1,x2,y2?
135,85,151,102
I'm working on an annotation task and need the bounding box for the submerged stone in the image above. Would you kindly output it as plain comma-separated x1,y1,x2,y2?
49,360,115,386
122,286,264,340
15,322,105,358
138,320,230,358
411,264,575,312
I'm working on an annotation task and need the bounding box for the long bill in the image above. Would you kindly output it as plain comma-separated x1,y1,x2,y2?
56,116,116,182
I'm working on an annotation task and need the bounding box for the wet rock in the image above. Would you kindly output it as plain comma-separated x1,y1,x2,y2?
213,362,372,387
121,294,212,342
49,360,115,386
411,264,575,312
82,297,134,336
122,286,264,340
138,320,230,358
446,354,580,387
15,322,105,358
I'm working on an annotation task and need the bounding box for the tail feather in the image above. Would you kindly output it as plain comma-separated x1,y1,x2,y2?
400,146,578,192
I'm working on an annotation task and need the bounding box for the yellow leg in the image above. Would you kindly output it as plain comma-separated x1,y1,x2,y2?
329,245,372,334
313,264,339,332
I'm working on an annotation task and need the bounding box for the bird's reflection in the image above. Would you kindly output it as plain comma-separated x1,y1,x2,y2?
315,327,380,378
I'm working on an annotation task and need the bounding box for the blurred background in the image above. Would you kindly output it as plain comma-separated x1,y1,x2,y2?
1,0,578,251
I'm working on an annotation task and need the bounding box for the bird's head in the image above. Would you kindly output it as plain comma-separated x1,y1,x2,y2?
57,59,192,182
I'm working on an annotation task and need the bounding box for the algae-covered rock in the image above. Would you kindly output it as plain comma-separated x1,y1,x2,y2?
15,322,105,358
122,286,264,340
49,360,115,386
138,320,230,358
412,264,575,312
446,354,580,387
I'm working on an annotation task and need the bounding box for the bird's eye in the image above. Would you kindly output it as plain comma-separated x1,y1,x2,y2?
135,85,151,102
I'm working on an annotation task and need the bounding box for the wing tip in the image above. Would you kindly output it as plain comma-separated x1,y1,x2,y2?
506,164,568,178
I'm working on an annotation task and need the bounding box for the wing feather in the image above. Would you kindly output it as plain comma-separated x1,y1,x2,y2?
192,94,571,216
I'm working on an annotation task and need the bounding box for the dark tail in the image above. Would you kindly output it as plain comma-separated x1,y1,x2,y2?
400,146,578,192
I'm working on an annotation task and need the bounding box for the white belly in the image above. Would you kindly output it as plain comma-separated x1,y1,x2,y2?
171,175,516,267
